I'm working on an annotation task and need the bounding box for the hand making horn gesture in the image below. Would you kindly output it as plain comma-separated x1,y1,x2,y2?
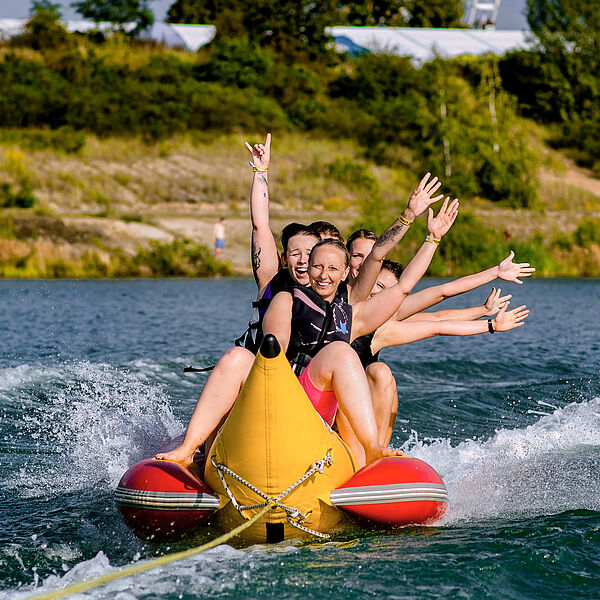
245,132,271,171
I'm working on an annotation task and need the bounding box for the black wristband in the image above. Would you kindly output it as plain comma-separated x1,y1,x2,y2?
487,319,495,334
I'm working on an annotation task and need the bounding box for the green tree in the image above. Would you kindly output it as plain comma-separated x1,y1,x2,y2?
167,0,339,58
19,1,72,50
71,0,154,33
338,1,408,26
405,0,465,27
526,0,600,120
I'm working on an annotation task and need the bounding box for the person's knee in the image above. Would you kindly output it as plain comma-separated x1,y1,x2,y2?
366,362,396,391
218,346,254,371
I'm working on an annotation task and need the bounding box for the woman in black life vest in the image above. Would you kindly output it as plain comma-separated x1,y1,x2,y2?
157,200,458,467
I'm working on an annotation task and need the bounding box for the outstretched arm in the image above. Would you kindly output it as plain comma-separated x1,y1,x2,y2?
348,173,444,303
406,287,512,322
395,250,535,321
352,198,459,339
372,302,530,353
245,133,280,292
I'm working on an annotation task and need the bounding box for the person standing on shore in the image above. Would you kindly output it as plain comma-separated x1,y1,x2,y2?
212,217,226,258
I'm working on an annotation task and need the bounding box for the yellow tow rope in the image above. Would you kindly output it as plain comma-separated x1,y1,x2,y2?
28,501,275,600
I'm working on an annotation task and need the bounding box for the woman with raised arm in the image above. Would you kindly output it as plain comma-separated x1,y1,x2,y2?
157,200,458,468
338,258,530,463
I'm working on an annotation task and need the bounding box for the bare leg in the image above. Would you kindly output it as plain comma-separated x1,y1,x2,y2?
366,362,398,446
335,361,398,467
307,342,403,465
156,347,254,466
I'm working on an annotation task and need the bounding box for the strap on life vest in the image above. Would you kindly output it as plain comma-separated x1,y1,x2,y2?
286,300,334,376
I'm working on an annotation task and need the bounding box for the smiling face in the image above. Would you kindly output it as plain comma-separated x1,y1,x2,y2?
348,237,376,280
369,268,399,297
281,233,319,286
308,245,350,301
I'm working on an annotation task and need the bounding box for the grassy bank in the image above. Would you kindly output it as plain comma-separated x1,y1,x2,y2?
0,131,599,278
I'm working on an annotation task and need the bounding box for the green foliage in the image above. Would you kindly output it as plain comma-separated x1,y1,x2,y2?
167,0,338,59
572,218,600,247
499,2,600,172
404,0,465,28
72,0,154,34
0,182,36,208
324,158,379,192
0,127,84,154
16,1,72,50
196,38,275,89
338,1,408,26
127,239,231,277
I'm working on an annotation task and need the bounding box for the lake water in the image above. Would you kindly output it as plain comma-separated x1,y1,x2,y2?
1,278,599,599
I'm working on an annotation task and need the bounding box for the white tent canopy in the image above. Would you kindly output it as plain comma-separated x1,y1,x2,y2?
0,18,215,51
326,26,531,63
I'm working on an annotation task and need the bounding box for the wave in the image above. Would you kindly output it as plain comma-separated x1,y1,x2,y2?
1,361,183,498
403,397,600,522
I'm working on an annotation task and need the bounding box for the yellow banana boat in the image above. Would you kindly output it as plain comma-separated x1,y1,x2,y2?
116,335,448,544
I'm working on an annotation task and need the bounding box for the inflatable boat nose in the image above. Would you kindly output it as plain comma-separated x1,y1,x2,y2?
260,334,280,358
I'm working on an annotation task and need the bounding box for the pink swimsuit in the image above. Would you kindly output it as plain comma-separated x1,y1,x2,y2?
298,363,338,426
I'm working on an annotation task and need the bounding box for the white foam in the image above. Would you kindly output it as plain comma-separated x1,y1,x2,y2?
3,545,272,600
402,397,600,523
2,362,183,498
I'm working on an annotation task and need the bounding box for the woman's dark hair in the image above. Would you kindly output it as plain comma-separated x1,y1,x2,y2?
309,238,350,268
280,223,319,253
381,259,404,281
309,221,344,242
346,228,378,252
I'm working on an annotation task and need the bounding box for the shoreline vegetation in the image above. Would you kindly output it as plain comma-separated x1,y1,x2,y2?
0,7,599,278
1,130,599,279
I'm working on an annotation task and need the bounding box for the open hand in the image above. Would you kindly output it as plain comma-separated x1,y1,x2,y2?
245,132,271,170
497,251,536,284
492,302,530,332
407,172,444,217
427,197,459,239
484,287,512,316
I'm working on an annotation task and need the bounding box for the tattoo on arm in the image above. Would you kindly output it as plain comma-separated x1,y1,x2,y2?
375,224,403,246
258,174,268,187
252,243,262,275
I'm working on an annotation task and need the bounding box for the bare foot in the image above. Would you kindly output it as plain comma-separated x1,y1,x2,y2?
155,445,196,467
365,444,404,465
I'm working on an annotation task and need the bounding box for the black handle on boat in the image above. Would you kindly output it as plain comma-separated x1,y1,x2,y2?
183,365,215,373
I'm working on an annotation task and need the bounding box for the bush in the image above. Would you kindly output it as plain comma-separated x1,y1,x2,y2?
572,218,600,247
0,182,36,208
131,239,232,277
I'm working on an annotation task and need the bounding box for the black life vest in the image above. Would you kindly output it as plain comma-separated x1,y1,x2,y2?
350,331,380,368
286,287,353,375
235,269,295,353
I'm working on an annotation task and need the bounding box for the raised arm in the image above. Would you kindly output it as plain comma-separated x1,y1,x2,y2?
351,198,459,339
395,250,536,321
372,301,529,353
348,172,444,303
262,291,293,351
245,132,280,292
406,287,512,322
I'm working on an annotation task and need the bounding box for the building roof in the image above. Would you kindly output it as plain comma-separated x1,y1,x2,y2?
326,26,531,62
0,19,215,51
